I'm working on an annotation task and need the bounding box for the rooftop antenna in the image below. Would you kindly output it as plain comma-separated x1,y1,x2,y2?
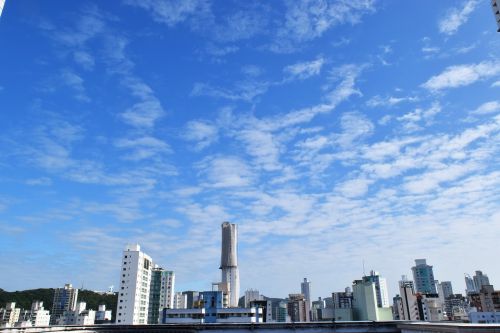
362,259,366,277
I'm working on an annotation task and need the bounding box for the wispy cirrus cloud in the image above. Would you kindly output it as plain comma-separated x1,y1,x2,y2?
123,0,210,27
422,60,500,91
183,120,219,151
272,0,375,52
438,0,478,35
284,57,325,80
366,95,418,108
120,78,165,128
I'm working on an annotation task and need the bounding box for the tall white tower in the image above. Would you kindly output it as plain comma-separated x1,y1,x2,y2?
220,222,240,307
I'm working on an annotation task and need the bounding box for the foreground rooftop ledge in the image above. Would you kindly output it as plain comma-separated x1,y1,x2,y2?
1,322,500,333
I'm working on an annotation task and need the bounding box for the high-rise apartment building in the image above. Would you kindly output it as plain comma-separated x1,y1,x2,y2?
173,292,187,309
352,279,392,321
244,289,261,308
148,267,175,324
116,244,153,325
287,294,310,322
0,302,21,327
473,271,490,292
50,284,78,325
363,271,390,308
220,222,240,307
465,274,477,294
438,281,453,299
411,259,437,294
301,278,312,309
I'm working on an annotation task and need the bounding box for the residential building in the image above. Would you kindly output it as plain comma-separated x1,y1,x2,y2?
411,259,437,294
244,289,261,307
173,292,187,309
363,271,390,308
182,291,200,309
473,271,490,292
116,244,153,325
394,278,418,321
50,284,78,325
148,267,175,324
301,278,312,309
95,305,112,324
443,294,468,320
0,302,21,328
249,300,272,322
332,289,354,321
287,294,310,322
29,301,51,327
465,274,477,294
352,279,392,321
58,302,95,325
220,222,240,307
438,281,453,300
311,297,324,321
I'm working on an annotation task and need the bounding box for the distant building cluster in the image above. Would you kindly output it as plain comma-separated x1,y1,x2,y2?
2,223,499,327
0,283,112,328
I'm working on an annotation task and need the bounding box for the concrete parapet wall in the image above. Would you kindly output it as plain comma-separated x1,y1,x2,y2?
1,322,499,333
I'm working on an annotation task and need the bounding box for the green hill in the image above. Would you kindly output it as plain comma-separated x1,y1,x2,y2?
0,288,117,321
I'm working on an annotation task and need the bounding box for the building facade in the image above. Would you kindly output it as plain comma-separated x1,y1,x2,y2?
50,284,78,325
287,294,310,322
0,303,21,328
116,244,153,325
411,259,437,294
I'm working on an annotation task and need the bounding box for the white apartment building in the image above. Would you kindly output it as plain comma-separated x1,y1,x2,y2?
58,302,95,326
30,301,50,327
159,269,175,310
95,305,112,323
0,302,21,328
173,292,187,309
116,244,153,325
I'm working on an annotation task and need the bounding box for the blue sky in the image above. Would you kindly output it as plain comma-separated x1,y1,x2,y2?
0,0,499,301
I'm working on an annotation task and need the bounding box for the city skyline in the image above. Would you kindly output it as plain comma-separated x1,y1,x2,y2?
1,0,500,301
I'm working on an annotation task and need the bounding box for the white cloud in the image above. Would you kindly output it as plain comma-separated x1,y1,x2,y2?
124,0,209,27
191,80,270,102
438,0,478,35
337,112,374,147
197,156,254,188
472,101,500,115
73,51,95,70
25,177,53,186
284,57,325,80
422,61,500,91
114,136,171,160
120,79,165,128
183,120,219,150
272,0,375,52
366,95,418,108
60,69,89,102
397,103,442,131
0,0,5,18
336,177,373,198
492,81,500,87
